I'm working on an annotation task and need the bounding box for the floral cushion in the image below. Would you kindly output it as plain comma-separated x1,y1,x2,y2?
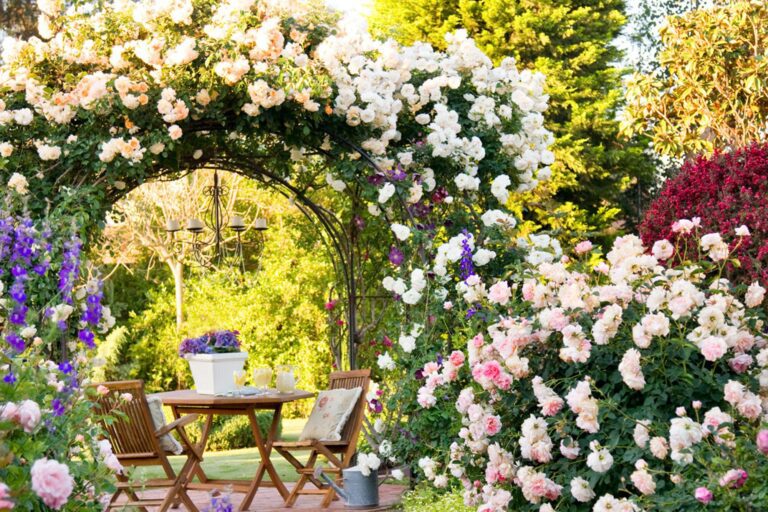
299,387,362,442
146,397,183,454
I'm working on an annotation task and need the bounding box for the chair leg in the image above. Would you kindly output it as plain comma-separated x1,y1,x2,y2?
159,455,199,512
276,447,325,489
160,456,182,509
109,473,148,512
285,450,318,507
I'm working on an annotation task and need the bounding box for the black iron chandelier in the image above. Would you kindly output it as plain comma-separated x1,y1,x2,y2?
164,170,267,272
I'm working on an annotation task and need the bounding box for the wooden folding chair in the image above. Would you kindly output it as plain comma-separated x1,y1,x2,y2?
274,369,371,508
93,380,202,512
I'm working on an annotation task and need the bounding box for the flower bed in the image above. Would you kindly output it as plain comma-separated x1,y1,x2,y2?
413,226,768,510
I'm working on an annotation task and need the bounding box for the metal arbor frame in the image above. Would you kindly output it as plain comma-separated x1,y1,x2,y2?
106,125,414,370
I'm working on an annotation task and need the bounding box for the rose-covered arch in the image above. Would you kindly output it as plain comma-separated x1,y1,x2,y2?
0,0,553,368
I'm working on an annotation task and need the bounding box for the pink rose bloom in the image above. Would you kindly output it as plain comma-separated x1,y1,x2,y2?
494,373,512,390
0,402,19,423
756,430,768,455
448,350,465,367
17,400,40,433
652,239,674,260
719,469,747,489
574,240,593,254
443,301,453,310
488,281,512,306
423,362,440,375
540,397,563,417
30,459,74,510
560,439,580,459
736,393,762,420
481,361,502,381
522,281,535,301
0,482,12,509
485,415,501,436
700,336,727,362
96,385,109,395
728,354,753,374
723,380,745,405
103,453,124,474
472,334,485,348
694,487,713,504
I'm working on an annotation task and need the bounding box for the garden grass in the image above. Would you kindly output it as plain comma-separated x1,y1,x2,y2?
134,418,309,483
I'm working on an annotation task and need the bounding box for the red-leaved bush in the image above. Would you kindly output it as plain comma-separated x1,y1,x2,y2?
640,144,768,285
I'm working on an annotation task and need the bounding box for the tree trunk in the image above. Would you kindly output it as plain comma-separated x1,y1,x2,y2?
169,260,184,330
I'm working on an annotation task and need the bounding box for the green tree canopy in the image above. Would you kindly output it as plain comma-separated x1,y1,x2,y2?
370,0,656,238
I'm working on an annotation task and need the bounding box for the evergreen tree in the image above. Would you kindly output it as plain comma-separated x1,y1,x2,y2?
370,0,656,239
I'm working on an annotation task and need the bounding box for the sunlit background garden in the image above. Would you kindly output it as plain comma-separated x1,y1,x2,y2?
2,0,768,511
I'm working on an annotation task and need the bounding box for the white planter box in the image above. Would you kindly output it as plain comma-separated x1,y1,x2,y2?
186,352,248,395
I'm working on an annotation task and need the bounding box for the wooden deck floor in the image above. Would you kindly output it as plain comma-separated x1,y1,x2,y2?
122,484,406,511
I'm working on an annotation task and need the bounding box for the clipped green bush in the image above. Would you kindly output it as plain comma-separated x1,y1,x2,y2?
402,485,473,512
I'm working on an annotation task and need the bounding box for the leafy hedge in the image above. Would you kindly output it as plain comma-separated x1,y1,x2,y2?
640,144,768,285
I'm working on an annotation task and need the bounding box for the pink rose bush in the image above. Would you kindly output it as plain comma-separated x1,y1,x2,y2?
413,226,768,510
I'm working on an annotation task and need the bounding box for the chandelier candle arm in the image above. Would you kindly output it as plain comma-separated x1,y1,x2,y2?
229,215,246,230
186,218,204,232
166,219,181,232
254,218,267,230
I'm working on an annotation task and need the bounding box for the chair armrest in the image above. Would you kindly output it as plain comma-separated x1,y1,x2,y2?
155,413,199,438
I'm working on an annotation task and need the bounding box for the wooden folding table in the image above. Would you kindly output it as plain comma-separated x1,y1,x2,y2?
151,389,314,511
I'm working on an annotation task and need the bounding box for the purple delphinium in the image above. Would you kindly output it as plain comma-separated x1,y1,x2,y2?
58,235,82,302
459,231,475,282
51,398,66,416
388,246,404,266
6,332,24,352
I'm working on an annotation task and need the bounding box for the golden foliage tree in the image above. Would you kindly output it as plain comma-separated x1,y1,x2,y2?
622,1,768,157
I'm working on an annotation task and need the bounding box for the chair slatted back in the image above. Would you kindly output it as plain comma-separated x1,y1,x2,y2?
329,369,371,446
94,380,162,458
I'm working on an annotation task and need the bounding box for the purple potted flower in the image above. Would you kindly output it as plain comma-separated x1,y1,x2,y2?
180,330,247,395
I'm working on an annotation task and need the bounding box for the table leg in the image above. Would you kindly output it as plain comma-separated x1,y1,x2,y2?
173,406,213,484
240,405,286,511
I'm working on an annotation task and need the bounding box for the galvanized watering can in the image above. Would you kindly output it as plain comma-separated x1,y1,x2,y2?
314,465,387,509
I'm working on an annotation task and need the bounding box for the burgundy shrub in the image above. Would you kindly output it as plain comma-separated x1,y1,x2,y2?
639,144,768,285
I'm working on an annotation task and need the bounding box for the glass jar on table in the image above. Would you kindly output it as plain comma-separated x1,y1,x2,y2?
275,365,298,393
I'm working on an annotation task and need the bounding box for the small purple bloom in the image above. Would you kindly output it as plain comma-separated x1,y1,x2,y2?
78,329,95,348
9,307,27,325
6,332,24,351
368,399,383,413
388,246,404,266
386,165,407,181
52,398,65,416
58,361,73,374
3,372,16,384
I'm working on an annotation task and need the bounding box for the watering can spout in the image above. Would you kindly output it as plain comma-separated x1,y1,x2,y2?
314,466,348,501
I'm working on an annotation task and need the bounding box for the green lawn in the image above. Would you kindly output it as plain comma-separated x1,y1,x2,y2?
134,418,309,483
